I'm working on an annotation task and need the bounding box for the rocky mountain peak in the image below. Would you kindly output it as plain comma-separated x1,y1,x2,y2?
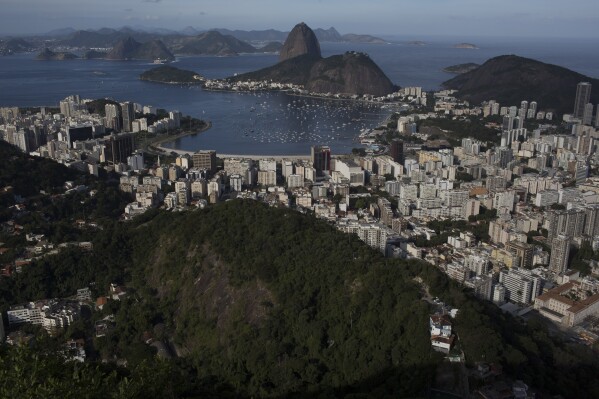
279,22,321,62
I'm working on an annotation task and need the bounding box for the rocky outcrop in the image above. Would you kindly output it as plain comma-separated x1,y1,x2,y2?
443,55,599,114
36,48,78,60
232,22,395,96
106,37,174,61
307,52,394,96
82,49,108,59
279,22,321,62
233,51,395,96
135,39,175,60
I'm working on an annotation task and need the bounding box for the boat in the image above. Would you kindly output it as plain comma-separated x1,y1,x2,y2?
153,58,170,64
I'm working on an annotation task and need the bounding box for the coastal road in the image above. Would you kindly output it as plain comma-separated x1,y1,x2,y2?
156,145,312,160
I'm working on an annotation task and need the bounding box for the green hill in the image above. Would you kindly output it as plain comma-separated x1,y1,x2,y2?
168,30,257,56
36,48,78,60
232,51,396,96
2,139,599,397
443,55,599,115
117,201,437,397
105,37,174,61
3,194,599,397
140,65,205,84
443,62,480,74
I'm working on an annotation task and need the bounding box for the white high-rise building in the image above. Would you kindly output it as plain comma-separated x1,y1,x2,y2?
499,268,542,305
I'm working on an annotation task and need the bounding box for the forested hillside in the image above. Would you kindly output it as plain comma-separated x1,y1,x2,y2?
1,138,599,397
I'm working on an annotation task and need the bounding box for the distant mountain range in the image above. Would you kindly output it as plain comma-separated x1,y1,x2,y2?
167,31,266,56
442,55,599,115
105,37,174,61
202,27,387,44
30,25,381,59
1,25,387,55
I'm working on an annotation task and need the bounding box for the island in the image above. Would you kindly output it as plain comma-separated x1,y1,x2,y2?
453,43,478,49
407,40,427,46
139,65,205,84
442,62,480,74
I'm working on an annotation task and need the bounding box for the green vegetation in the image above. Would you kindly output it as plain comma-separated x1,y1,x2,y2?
0,344,198,398
86,98,120,116
442,63,480,74
36,48,78,61
443,54,599,115
570,241,599,276
2,141,599,397
0,142,79,198
418,116,500,146
351,147,367,157
140,65,204,84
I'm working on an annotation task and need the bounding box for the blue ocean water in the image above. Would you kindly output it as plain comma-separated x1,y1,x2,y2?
0,36,597,155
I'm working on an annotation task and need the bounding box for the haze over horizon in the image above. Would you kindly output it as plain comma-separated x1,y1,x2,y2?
2,0,598,38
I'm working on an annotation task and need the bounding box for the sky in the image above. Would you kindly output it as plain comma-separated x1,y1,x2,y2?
2,0,599,38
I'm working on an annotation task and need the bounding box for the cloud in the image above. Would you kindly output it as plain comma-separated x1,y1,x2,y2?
142,0,162,3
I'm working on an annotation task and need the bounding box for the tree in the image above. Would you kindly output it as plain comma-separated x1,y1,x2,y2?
351,148,366,157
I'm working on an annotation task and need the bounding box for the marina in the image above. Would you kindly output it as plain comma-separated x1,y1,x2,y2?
159,90,397,155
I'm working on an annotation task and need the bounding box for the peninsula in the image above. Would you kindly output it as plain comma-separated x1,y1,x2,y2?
228,22,396,97
36,48,78,60
139,65,205,84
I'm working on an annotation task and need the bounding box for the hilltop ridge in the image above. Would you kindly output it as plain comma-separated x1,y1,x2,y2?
443,54,599,114
106,36,174,60
279,22,321,62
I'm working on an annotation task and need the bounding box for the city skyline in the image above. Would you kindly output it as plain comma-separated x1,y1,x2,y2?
1,0,599,38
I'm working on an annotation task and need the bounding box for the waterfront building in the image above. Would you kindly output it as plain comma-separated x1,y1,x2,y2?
311,145,331,175
192,150,217,175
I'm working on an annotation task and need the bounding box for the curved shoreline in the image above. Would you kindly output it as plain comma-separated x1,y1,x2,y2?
203,86,404,106
153,88,397,159
155,146,312,160
140,78,204,85
145,121,212,155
